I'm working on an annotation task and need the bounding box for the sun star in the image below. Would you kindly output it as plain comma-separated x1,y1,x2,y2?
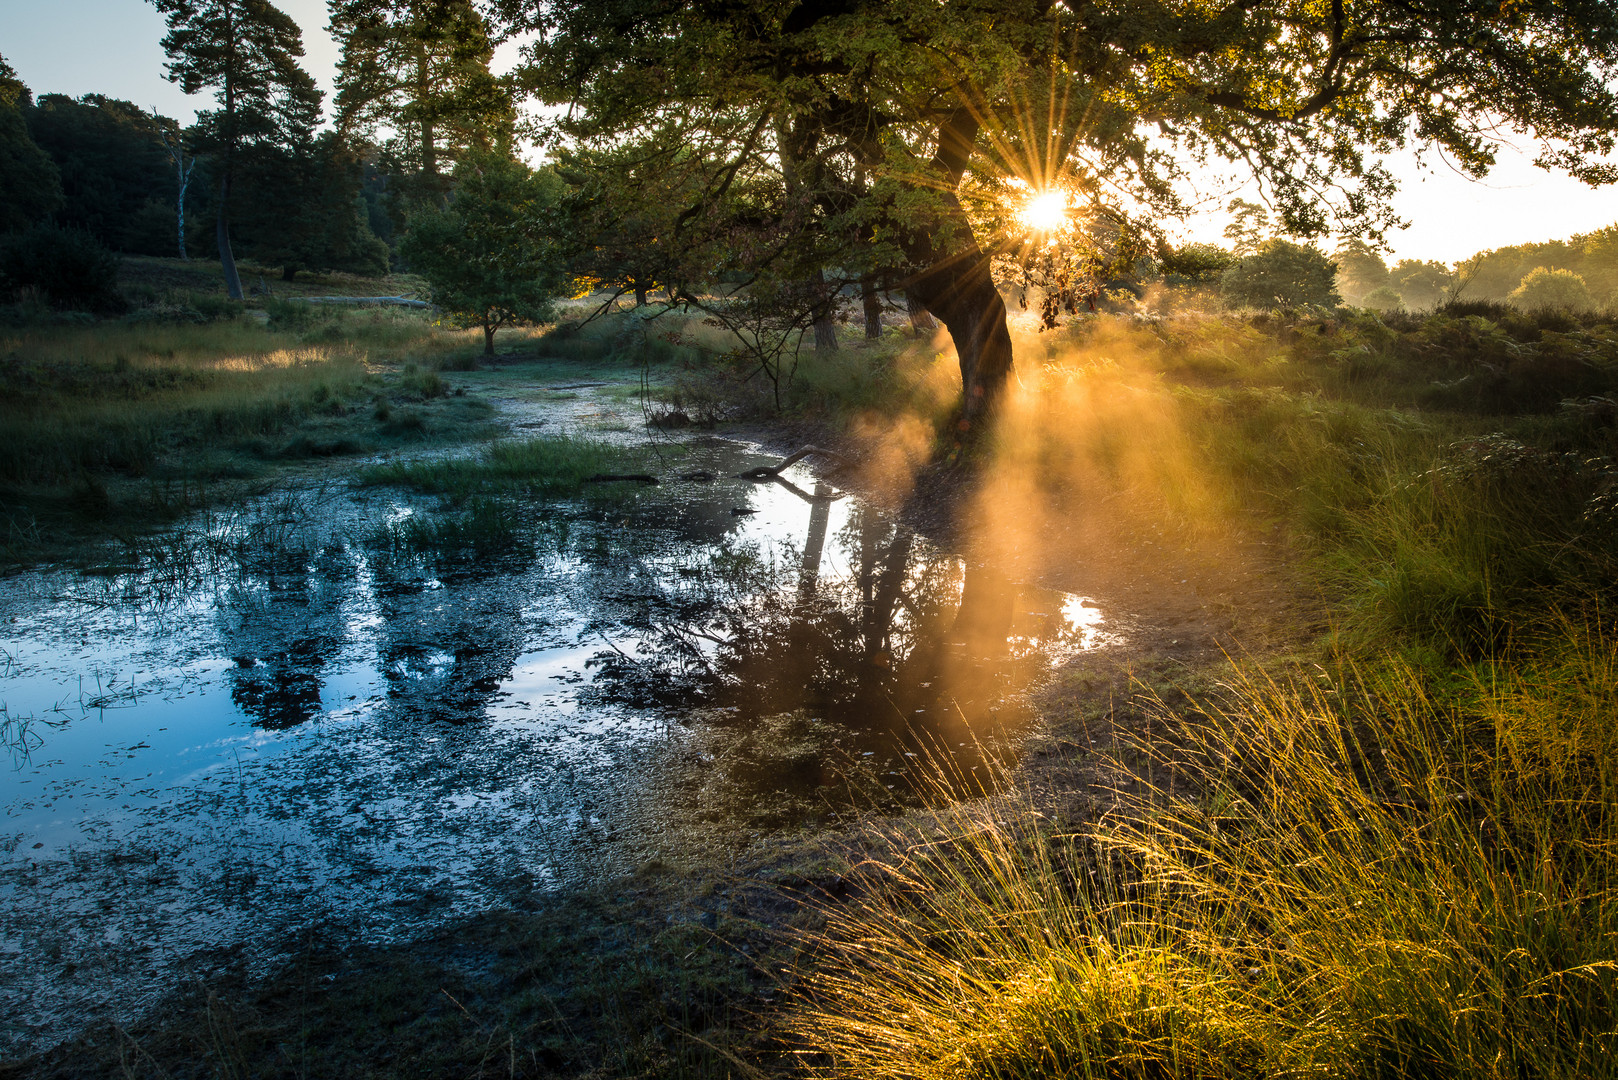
1018,189,1068,233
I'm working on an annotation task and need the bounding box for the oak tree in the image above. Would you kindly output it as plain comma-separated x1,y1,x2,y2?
506,0,1618,427
400,153,570,354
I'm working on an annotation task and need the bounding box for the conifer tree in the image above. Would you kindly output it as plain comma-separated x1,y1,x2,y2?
329,0,512,203
149,0,322,299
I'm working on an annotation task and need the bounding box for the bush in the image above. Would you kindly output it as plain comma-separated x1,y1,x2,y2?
1220,239,1341,309
0,222,126,313
1361,285,1404,311
1510,266,1596,313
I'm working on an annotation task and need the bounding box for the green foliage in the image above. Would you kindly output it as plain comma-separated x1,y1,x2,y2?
330,0,512,183
1391,258,1453,311
0,223,126,313
0,54,63,232
235,132,390,279
24,94,176,255
511,0,1618,410
1510,266,1598,312
554,136,695,305
1222,196,1272,255
1220,239,1341,309
1333,239,1391,304
151,0,323,298
400,153,569,353
1157,242,1236,287
1361,284,1404,311
357,435,648,496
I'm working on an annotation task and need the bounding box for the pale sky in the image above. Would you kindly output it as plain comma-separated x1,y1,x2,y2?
4,0,1614,265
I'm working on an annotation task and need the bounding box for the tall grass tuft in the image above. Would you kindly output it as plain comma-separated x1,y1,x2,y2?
788,634,1618,1078
357,435,653,496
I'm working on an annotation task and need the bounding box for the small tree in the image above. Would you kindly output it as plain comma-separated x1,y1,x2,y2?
1221,239,1341,310
1510,266,1596,312
1333,239,1391,305
400,153,569,354
1392,259,1454,311
1361,285,1405,312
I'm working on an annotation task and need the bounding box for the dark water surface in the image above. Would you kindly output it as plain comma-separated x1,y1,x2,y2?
0,438,1110,1053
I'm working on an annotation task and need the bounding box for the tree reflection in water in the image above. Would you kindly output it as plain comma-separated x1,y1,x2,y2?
583,475,1078,819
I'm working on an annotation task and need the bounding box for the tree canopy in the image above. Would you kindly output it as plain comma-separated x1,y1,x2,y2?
151,0,324,298
504,0,1618,423
0,56,63,233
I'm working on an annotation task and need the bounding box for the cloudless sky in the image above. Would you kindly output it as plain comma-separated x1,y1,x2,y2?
4,0,1614,265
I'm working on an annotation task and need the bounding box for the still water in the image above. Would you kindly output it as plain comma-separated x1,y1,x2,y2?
0,438,1110,1052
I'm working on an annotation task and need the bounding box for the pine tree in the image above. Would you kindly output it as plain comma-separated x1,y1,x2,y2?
329,0,512,200
149,0,322,299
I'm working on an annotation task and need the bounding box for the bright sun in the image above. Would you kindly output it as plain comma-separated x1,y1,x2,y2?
1018,189,1068,232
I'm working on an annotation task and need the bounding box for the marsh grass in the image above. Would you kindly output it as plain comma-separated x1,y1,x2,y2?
959,309,1618,653
357,434,658,497
789,633,1618,1078
0,310,507,563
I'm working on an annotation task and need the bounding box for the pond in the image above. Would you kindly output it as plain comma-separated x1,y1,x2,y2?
0,436,1112,1054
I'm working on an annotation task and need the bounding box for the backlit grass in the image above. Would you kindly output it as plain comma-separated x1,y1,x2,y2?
789,633,1618,1078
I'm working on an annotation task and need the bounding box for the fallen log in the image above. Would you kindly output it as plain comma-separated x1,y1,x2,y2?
734,445,847,480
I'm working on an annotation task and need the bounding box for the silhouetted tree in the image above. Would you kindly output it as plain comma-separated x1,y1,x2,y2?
0,56,62,233
150,0,323,298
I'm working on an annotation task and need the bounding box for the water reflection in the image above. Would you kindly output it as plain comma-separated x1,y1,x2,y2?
0,439,1112,1054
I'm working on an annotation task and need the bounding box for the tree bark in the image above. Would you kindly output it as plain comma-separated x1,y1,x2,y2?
905,246,1013,425
282,266,298,282
899,111,1013,429
217,176,244,301
906,293,937,334
483,324,496,355
861,278,884,339
634,280,647,306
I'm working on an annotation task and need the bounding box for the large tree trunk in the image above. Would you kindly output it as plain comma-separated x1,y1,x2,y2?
905,247,1013,425
217,176,244,301
899,110,1013,430
483,324,496,355
812,268,838,352
906,293,937,334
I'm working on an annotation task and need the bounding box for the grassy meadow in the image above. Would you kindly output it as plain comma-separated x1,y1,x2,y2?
11,259,1618,1077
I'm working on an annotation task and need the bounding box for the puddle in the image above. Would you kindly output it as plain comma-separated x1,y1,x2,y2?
0,437,1114,1053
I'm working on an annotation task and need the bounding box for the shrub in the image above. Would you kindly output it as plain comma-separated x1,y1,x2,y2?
0,222,125,313
1510,266,1596,313
1220,239,1341,309
1360,285,1405,311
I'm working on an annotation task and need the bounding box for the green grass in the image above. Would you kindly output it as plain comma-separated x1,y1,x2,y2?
0,310,515,565
357,434,659,497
